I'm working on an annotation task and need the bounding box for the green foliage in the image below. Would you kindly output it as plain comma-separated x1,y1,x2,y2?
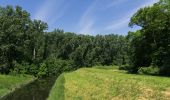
2,2,170,77
29,64,38,76
37,63,47,77
128,0,170,75
0,5,47,74
138,66,160,75
9,61,29,75
8,61,37,76
44,31,129,67
46,58,74,75
0,5,129,76
0,5,31,72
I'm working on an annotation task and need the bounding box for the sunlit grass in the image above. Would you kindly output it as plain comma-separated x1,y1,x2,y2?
48,66,170,100
0,74,35,98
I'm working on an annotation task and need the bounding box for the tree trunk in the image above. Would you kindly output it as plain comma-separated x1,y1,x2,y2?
33,48,36,60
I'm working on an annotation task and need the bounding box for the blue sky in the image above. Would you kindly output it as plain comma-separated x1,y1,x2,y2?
0,0,159,35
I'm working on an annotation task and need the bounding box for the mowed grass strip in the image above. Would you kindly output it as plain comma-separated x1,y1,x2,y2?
0,74,35,98
48,66,170,100
48,74,65,100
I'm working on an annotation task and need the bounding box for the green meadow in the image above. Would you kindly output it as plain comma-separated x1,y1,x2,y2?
48,66,170,100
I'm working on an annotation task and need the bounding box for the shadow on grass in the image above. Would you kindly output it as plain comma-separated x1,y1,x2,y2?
125,70,170,78
48,74,65,100
57,74,65,100
93,65,119,70
1,76,57,100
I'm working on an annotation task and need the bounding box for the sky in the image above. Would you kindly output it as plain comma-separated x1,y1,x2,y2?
0,0,159,35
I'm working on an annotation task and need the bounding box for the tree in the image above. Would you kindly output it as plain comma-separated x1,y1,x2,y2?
129,0,170,75
0,6,31,73
29,20,47,62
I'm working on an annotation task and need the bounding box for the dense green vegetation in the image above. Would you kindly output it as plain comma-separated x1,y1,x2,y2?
0,0,170,99
127,0,170,75
0,6,128,77
48,66,170,100
1,0,170,77
0,75,35,98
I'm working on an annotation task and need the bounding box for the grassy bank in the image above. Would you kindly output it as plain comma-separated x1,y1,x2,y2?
47,74,65,100
48,66,170,100
0,74,35,98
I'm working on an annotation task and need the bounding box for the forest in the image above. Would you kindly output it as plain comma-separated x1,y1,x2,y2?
0,0,170,77
1,0,170,100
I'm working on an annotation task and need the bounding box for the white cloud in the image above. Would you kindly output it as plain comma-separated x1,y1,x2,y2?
33,0,68,26
79,20,95,35
107,0,128,8
78,1,97,35
49,4,69,27
106,18,129,30
106,0,159,32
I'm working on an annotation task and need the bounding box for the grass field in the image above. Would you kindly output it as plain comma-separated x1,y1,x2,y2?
48,66,170,100
0,74,35,98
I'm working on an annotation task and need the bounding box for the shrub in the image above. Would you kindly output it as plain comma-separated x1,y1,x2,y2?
7,57,75,77
45,57,74,76
9,61,30,75
29,64,38,76
138,66,160,75
37,63,47,78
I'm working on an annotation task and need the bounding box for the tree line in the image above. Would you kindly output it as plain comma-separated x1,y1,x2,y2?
127,0,170,76
0,5,128,77
0,0,170,77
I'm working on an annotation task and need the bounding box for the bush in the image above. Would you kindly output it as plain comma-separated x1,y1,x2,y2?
37,63,47,78
8,61,39,76
9,61,30,75
29,64,38,76
138,66,159,75
119,64,130,70
7,57,75,77
45,57,74,76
